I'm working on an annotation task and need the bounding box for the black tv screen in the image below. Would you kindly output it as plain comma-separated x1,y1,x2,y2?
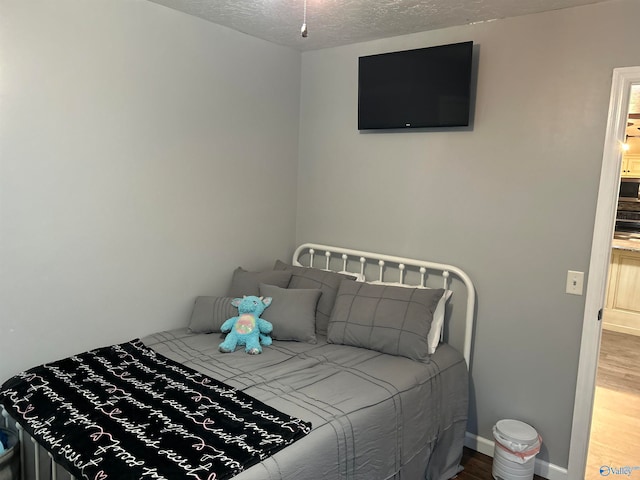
358,41,473,130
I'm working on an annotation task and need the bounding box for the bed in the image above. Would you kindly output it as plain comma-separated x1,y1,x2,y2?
0,243,475,480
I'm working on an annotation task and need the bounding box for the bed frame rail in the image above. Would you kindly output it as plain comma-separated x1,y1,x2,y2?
2,406,75,480
293,243,476,367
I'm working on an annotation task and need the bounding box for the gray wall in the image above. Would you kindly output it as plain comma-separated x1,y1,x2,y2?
297,0,640,468
0,0,301,382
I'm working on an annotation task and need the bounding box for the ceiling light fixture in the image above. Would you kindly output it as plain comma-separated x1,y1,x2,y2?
301,0,308,37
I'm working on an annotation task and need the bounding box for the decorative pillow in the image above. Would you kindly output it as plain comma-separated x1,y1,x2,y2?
227,267,292,298
188,296,237,333
327,280,445,362
368,281,452,354
259,283,322,343
274,260,357,336
427,290,452,353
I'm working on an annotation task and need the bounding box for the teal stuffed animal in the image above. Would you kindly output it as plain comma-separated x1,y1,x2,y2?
219,296,273,354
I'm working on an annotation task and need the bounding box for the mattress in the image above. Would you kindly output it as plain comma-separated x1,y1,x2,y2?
142,328,469,480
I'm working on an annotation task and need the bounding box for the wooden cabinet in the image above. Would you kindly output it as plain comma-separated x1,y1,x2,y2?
604,247,640,335
621,153,640,177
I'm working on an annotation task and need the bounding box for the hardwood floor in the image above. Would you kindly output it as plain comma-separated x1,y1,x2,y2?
593,330,640,395
585,330,640,480
453,447,545,480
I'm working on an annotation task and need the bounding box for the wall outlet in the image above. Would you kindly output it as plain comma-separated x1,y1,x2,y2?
566,270,585,295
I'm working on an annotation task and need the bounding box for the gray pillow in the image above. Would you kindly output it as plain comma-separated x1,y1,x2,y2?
227,267,292,297
259,283,322,343
327,280,444,362
274,260,356,336
188,296,237,333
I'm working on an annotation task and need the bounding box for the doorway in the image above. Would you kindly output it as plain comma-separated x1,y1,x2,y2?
568,67,640,480
588,85,640,477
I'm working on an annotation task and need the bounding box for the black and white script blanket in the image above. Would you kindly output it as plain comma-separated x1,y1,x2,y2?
0,340,311,480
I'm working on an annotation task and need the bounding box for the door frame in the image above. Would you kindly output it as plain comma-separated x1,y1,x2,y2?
567,66,640,479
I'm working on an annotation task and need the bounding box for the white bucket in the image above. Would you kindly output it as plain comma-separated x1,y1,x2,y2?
492,419,541,480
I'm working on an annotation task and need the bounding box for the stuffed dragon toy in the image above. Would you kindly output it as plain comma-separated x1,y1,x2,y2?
219,295,273,354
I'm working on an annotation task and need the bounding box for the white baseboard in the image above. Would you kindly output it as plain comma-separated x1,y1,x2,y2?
464,432,568,480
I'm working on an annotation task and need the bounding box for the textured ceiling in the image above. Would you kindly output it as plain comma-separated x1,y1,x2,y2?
146,0,611,51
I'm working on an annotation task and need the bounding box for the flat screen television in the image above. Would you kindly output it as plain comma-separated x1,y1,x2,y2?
358,41,473,130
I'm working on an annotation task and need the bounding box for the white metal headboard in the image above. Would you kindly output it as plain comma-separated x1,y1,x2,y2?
292,243,476,367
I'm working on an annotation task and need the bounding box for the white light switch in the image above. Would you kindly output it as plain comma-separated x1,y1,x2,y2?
566,270,584,295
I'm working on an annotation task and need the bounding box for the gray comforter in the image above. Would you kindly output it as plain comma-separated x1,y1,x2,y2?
142,328,468,480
